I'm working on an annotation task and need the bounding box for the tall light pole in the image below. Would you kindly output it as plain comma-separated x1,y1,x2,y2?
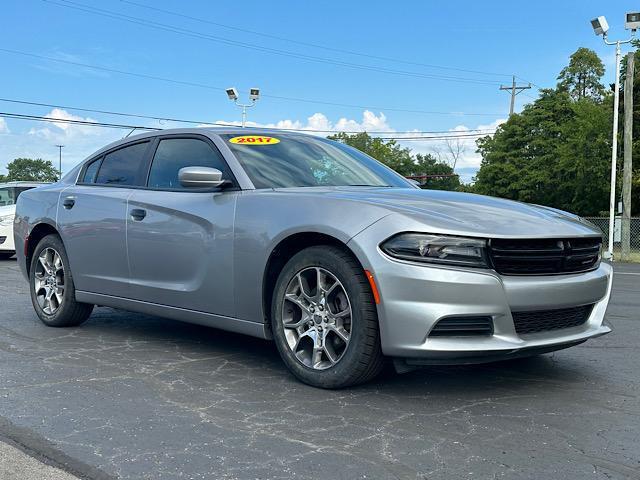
591,13,638,259
55,144,64,180
225,87,260,127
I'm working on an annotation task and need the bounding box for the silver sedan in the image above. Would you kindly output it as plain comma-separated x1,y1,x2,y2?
14,129,611,388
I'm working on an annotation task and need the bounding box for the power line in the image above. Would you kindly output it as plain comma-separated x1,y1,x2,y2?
378,132,494,141
0,112,161,130
0,97,497,135
0,110,496,140
44,0,505,86
118,0,511,79
516,75,544,90
0,48,506,117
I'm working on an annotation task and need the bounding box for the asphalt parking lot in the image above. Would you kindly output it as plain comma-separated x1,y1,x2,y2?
0,258,639,480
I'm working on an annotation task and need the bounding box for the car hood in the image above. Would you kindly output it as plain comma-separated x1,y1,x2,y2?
274,187,601,238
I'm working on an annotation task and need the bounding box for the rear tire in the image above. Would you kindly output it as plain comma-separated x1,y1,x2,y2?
271,245,384,388
29,234,93,327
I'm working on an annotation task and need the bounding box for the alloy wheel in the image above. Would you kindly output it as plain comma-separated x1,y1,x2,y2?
281,267,352,370
34,247,65,315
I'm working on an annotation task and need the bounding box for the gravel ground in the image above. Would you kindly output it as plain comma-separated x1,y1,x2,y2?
0,257,638,480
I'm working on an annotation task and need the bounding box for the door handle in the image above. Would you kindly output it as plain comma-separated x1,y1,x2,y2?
62,197,75,209
130,208,147,221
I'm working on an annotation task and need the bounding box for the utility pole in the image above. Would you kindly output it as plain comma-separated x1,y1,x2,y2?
55,145,64,180
499,75,531,116
622,52,634,261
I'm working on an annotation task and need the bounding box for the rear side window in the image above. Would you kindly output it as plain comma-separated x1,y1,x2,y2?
147,138,229,189
81,158,101,183
95,142,149,186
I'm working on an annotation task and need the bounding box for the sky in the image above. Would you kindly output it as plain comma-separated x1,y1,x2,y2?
0,0,638,183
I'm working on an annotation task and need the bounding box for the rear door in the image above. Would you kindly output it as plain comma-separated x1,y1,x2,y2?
126,135,238,316
57,140,152,297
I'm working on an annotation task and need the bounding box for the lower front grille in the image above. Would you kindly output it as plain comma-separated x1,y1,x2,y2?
512,304,594,335
0,236,6,245
429,316,494,337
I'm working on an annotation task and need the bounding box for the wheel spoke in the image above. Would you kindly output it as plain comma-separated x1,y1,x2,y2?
292,327,314,352
311,345,323,369
333,308,351,318
324,281,339,296
37,255,48,272
34,274,45,291
285,293,310,313
323,343,338,364
327,324,350,343
296,273,314,302
54,288,64,306
53,252,63,272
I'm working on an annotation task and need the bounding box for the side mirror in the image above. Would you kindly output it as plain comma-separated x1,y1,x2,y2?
407,178,421,188
178,167,225,188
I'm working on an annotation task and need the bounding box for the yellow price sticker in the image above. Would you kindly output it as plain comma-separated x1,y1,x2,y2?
229,135,280,145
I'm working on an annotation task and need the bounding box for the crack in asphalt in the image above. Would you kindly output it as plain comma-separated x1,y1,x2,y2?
0,260,639,479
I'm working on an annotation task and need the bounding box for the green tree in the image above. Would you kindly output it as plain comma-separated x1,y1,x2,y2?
473,84,612,215
557,47,606,100
328,132,415,175
474,88,575,205
412,153,461,191
328,132,461,190
5,158,59,182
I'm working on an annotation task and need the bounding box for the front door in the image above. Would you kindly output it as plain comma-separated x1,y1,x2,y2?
126,136,237,316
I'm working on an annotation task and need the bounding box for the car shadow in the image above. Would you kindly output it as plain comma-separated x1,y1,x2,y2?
78,307,597,398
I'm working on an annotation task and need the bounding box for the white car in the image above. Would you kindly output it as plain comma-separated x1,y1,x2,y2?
0,182,48,259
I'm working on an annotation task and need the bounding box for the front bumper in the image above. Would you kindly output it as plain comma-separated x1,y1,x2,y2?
0,222,15,252
348,229,612,363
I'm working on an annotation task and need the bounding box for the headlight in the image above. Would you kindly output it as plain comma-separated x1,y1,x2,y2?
381,233,489,268
0,215,14,226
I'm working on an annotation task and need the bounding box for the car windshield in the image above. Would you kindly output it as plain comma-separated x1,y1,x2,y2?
0,187,33,207
221,134,411,189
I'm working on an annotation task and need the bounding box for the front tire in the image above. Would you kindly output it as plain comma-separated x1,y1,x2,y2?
271,246,384,388
29,234,93,327
0,251,15,260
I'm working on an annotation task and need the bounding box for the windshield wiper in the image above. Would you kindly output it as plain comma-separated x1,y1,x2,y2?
342,184,393,187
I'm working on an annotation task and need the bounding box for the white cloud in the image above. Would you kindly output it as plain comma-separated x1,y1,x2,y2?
393,117,507,177
1,109,123,176
28,108,103,140
1,108,504,184
206,110,393,135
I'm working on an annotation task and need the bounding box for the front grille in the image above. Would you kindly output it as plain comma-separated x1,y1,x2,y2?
489,237,601,275
512,304,593,335
429,316,494,337
0,236,5,245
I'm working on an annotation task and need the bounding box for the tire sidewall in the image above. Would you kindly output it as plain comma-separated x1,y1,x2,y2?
271,246,377,387
29,235,78,327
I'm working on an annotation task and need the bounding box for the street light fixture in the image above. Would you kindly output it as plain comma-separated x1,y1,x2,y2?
226,87,259,127
591,14,637,260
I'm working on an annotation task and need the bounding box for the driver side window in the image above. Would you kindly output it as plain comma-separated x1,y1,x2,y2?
147,138,228,190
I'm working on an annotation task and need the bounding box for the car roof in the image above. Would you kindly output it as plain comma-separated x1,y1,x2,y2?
85,127,324,163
